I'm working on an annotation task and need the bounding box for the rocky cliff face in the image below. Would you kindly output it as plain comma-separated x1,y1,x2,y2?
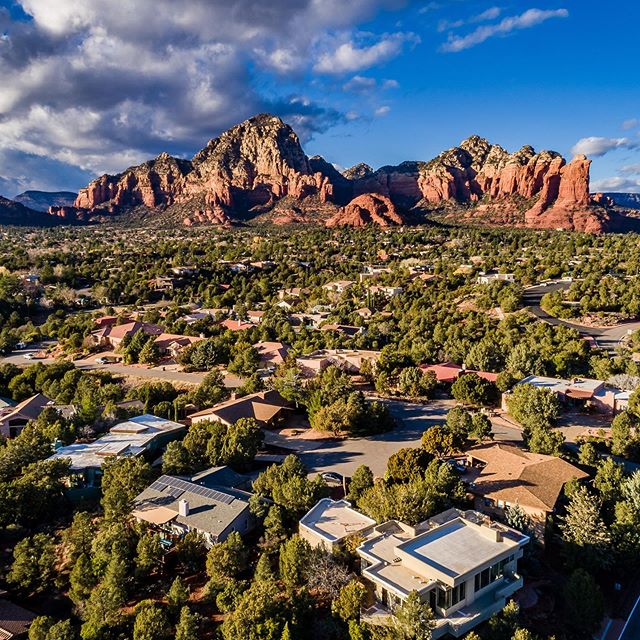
326,193,404,227
54,113,638,233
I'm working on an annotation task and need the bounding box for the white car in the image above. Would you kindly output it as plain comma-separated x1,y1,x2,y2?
16,341,27,349
23,353,35,359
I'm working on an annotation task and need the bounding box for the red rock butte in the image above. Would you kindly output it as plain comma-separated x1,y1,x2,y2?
46,113,640,234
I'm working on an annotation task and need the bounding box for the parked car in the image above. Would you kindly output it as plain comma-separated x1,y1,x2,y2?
23,353,35,360
16,341,27,349
321,472,344,485
445,459,467,474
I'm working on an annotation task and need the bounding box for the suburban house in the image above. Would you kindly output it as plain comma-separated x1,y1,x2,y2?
503,375,621,414
0,592,36,639
253,341,290,369
355,307,374,319
476,272,515,285
322,280,355,294
359,265,392,282
246,310,265,324
464,443,589,540
0,393,52,438
48,414,186,489
367,285,404,298
296,349,380,377
153,333,203,358
219,318,255,332
91,321,164,349
299,499,376,552
278,287,309,300
420,362,498,384
320,324,365,338
357,508,529,639
132,470,253,548
188,390,292,428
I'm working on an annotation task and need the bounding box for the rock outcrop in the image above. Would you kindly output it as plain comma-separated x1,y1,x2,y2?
52,114,640,233
326,193,404,227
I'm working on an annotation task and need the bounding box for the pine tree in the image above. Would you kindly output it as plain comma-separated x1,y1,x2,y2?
133,602,169,640
175,607,199,640
278,535,310,592
254,552,275,582
69,553,96,607
393,590,434,640
135,532,164,576
167,576,189,613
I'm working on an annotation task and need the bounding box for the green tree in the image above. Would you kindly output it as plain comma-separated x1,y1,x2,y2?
332,580,367,622
392,590,434,640
69,553,96,608
279,535,311,592
47,619,77,640
578,441,598,466
594,457,626,509
135,532,164,576
138,339,160,366
167,576,189,613
487,600,520,640
8,533,56,594
133,602,170,640
385,448,432,483
28,617,54,640
63,511,96,562
451,373,497,406
101,457,152,520
421,426,455,458
254,552,275,582
506,384,560,430
205,532,248,588
174,607,199,640
470,412,492,441
564,569,605,635
81,555,127,636
611,410,635,457
347,465,374,504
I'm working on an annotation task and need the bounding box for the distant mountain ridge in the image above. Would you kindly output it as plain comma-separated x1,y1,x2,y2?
13,190,77,212
4,112,639,234
0,196,63,226
602,192,640,210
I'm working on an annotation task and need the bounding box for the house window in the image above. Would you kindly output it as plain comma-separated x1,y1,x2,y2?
474,557,511,592
437,583,466,610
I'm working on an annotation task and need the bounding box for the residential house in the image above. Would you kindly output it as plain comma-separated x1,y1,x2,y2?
359,265,392,282
503,375,616,414
299,499,376,552
153,333,203,358
465,443,588,540
48,414,186,489
0,393,52,438
278,287,309,300
357,508,529,639
320,324,365,338
246,310,265,324
296,349,380,377
355,307,374,319
476,272,515,285
153,276,180,292
0,592,36,639
132,471,253,548
171,266,199,277
219,318,255,332
420,362,498,384
92,321,164,350
188,390,292,428
368,285,403,298
254,341,290,369
323,280,355,294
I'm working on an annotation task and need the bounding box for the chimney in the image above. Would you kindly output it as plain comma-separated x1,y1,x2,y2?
178,499,189,517
230,392,237,401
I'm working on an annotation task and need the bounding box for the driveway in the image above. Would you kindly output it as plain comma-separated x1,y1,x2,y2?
264,399,454,477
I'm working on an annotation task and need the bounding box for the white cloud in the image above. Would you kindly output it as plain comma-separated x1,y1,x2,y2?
621,164,640,175
571,136,639,157
438,6,501,33
622,118,639,131
440,8,569,53
591,176,640,193
374,105,391,116
0,0,405,188
342,75,399,92
472,7,501,22
314,31,419,74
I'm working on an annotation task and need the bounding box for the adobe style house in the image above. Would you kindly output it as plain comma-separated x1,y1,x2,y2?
299,499,376,552
476,272,515,285
357,508,529,639
464,443,588,540
420,362,498,384
48,414,185,489
253,341,290,369
0,592,36,639
0,393,52,438
502,375,623,414
296,348,380,378
91,321,163,349
188,389,292,428
152,333,203,358
132,469,253,548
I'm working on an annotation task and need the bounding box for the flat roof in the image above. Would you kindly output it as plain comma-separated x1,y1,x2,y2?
517,375,604,395
300,499,376,543
49,414,185,470
398,519,523,580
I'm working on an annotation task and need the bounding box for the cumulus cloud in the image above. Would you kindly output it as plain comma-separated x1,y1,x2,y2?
440,7,569,52
571,136,639,157
0,0,405,193
591,176,640,193
314,31,419,74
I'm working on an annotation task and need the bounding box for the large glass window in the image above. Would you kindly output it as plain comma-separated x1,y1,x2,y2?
474,556,513,592
436,583,466,610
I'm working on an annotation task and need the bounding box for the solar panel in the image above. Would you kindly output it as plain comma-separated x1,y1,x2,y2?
153,476,235,505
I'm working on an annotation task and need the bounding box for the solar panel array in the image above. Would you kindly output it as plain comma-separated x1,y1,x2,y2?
151,476,235,505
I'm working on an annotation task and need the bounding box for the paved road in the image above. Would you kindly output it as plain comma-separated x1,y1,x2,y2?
523,283,640,352
619,594,640,640
0,345,244,388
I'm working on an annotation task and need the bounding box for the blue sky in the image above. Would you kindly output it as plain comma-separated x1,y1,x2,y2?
1,0,639,197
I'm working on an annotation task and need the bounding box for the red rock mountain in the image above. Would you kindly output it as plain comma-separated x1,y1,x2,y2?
50,113,640,233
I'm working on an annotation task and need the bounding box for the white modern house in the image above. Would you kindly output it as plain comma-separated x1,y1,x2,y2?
299,499,376,552
356,508,529,639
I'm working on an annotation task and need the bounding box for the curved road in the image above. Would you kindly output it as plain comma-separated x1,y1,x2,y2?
523,282,640,352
